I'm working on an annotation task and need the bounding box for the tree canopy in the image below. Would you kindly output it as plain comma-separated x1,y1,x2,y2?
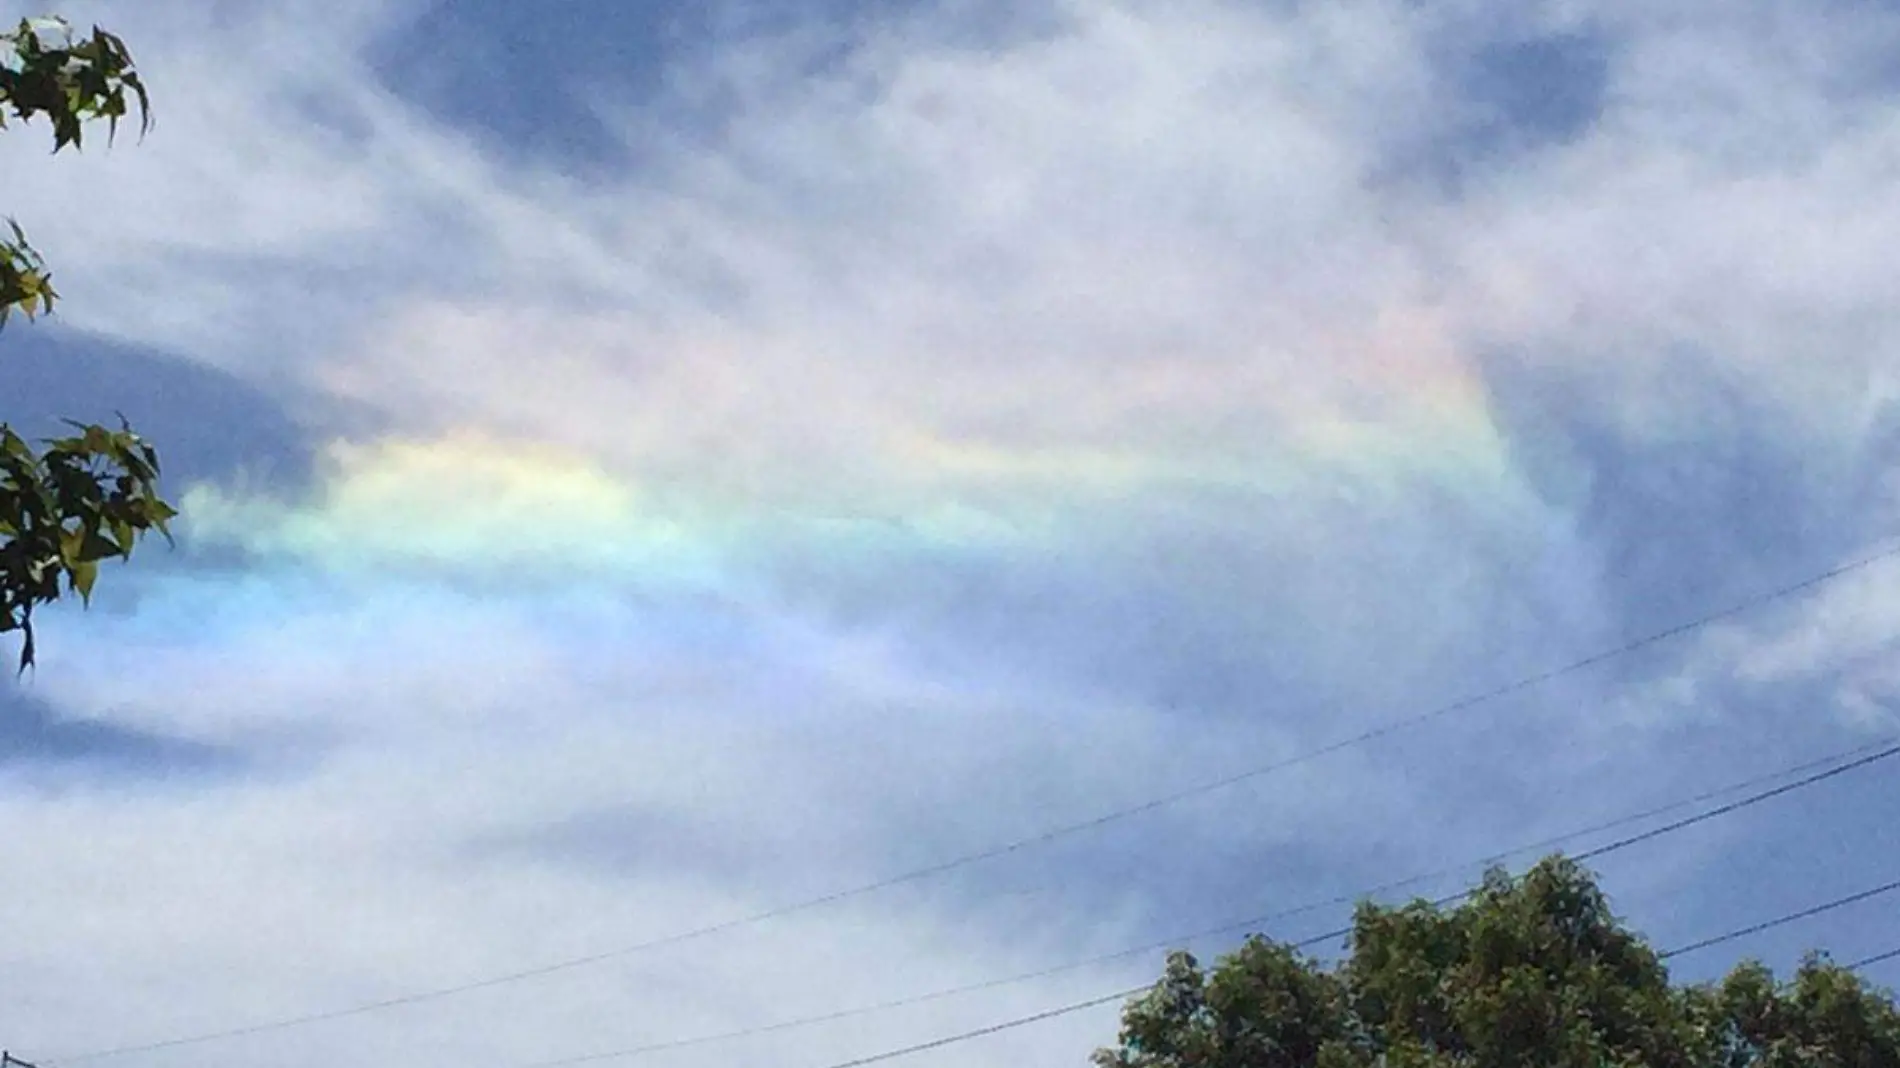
1096,857,1900,1068
1,16,172,671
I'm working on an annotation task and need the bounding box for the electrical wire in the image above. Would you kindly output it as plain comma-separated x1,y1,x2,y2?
509,737,1900,1067
1848,947,1900,972
1659,878,1900,960
52,542,1900,1064
1569,743,1900,866
810,986,1141,1068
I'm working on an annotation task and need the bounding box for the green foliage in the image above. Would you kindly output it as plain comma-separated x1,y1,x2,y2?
0,16,149,146
1094,942,1364,1068
2,217,56,329
1687,956,1900,1068
0,420,174,669
1097,857,1900,1068
2,16,149,328
1,14,167,671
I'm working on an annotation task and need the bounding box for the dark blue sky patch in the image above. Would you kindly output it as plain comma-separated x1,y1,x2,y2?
0,682,238,778
368,0,1061,175
1,325,315,493
1383,21,1615,193
1458,29,1612,152
367,0,691,175
1477,349,1881,639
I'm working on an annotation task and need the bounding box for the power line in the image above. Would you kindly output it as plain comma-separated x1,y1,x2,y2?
52,543,1900,1064
1659,877,1900,961
1569,743,1900,866
510,736,1900,1067
793,870,1900,1068
1467,735,1899,869
811,986,1140,1068
1849,947,1900,972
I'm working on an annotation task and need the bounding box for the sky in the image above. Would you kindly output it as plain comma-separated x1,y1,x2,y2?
2,0,1899,1065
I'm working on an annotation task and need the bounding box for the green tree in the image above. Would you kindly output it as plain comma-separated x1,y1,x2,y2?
1096,856,1900,1068
2,15,173,671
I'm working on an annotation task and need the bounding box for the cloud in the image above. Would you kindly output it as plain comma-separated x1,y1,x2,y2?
5,0,1900,1066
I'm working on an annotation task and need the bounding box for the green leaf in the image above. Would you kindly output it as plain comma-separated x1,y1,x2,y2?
69,556,96,601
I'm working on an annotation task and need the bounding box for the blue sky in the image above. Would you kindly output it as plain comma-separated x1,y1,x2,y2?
2,1,1899,1066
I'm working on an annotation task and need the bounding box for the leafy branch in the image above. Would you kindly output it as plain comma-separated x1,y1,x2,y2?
1,14,168,671
2,16,150,326
0,421,175,670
